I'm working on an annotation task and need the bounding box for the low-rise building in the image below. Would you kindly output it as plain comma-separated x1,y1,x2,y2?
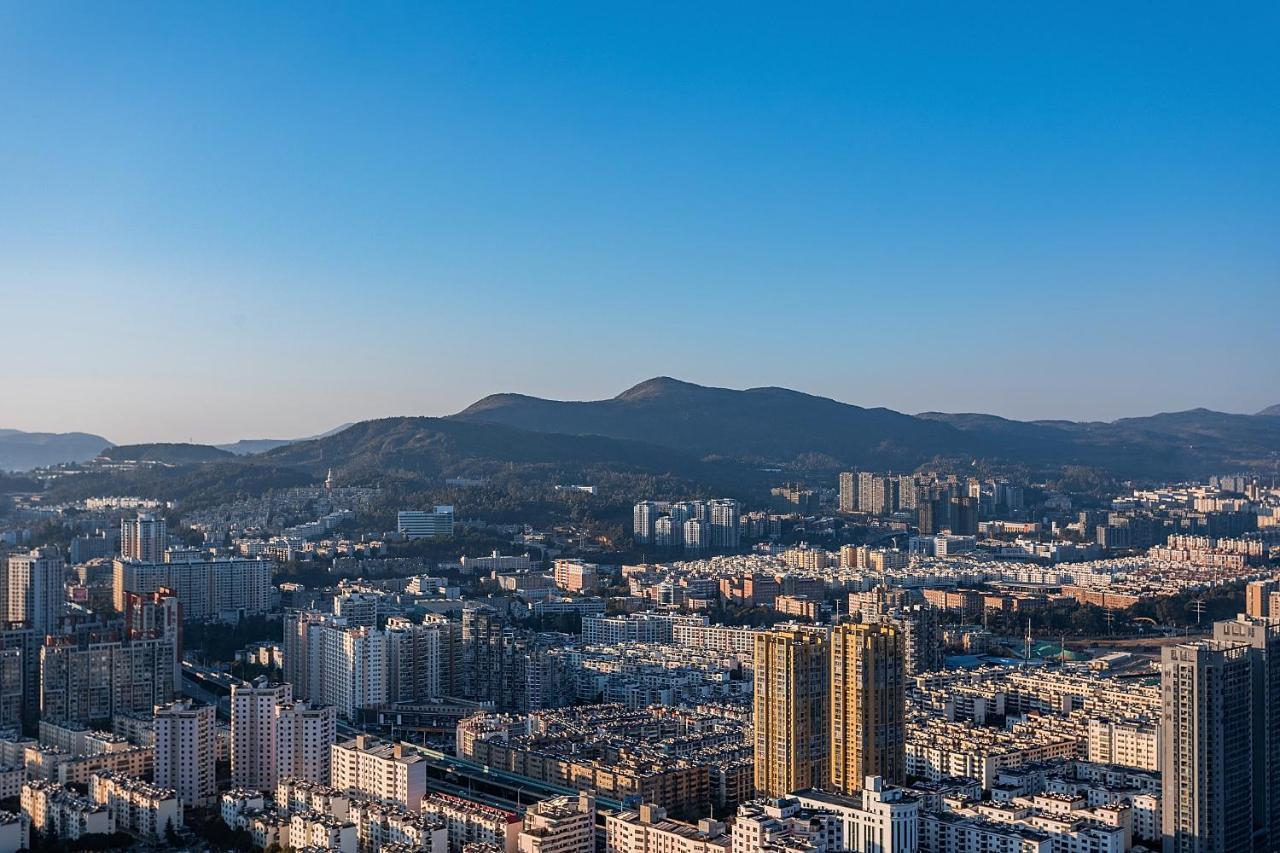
88,771,183,839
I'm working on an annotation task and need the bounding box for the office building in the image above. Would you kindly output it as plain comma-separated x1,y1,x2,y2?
1160,640,1253,853
120,514,167,562
398,507,455,540
830,623,905,794
154,701,216,807
753,626,830,796
6,548,64,633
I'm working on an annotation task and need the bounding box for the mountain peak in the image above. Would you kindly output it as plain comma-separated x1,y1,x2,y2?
1257,404,1280,417
614,377,706,401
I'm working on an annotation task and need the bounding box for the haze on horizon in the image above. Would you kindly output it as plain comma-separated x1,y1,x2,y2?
2,3,1277,445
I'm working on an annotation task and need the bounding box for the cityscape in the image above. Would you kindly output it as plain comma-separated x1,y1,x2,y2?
2,4,1278,853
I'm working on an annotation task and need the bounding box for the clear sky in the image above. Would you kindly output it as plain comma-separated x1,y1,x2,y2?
2,3,1277,444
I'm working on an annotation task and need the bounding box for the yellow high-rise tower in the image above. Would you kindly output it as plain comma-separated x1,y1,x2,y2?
830,622,906,793
752,626,830,796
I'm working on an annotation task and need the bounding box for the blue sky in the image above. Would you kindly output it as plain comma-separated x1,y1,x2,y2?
1,3,1276,443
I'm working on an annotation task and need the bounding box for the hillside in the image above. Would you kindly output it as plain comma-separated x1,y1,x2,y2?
0,429,112,472
264,416,756,489
99,443,235,465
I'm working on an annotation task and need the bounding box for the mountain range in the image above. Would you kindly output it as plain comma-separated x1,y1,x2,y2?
5,380,1279,486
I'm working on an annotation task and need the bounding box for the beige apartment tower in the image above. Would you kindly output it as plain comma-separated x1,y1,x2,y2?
753,627,830,797
830,622,906,793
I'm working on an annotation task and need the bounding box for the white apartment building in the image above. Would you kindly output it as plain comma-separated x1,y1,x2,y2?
605,804,729,853
518,793,595,853
290,809,358,852
21,780,113,841
1085,717,1158,772
331,736,428,809
231,679,336,790
793,779,920,853
421,791,522,853
348,797,449,853
120,514,168,562
154,700,216,807
88,771,182,839
6,548,64,633
112,555,271,619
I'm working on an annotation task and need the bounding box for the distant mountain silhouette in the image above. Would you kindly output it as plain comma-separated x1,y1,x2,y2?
0,429,112,472
216,423,355,455
1257,404,1280,418
454,378,1280,478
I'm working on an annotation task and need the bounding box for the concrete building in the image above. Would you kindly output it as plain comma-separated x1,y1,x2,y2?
793,780,920,853
39,633,177,724
231,679,336,790
21,780,113,841
830,623,906,793
518,793,595,853
1161,640,1253,853
154,700,216,807
112,555,271,620
120,514,167,562
398,508,455,540
88,771,182,839
421,792,522,853
331,735,427,809
605,803,728,853
6,548,64,633
753,626,830,796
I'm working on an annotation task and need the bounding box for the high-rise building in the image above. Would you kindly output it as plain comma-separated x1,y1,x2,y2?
112,556,271,620
1213,616,1280,852
1246,580,1279,620
120,514,167,562
838,472,858,513
230,679,335,790
857,474,895,516
949,497,979,537
633,502,661,545
385,616,444,703
7,548,65,633
1160,640,1253,853
830,623,906,793
154,701,216,807
709,500,741,549
40,633,178,724
682,519,705,552
753,626,830,796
